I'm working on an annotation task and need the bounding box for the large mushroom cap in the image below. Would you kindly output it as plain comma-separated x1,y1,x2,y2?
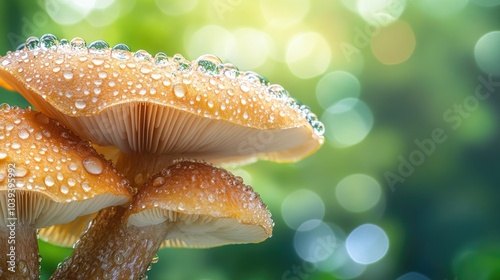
0,105,132,229
0,34,324,163
125,160,273,248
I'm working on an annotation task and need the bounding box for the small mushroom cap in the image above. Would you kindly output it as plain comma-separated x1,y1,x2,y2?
125,160,273,248
0,35,324,163
0,105,132,228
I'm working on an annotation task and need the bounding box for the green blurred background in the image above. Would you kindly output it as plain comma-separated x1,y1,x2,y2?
1,0,500,279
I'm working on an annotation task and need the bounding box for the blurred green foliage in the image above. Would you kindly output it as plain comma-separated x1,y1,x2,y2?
1,0,500,279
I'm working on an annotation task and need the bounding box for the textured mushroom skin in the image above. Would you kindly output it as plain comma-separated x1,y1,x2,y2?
52,160,272,278
0,223,39,279
127,159,274,248
0,106,131,209
50,206,168,280
0,35,324,163
0,38,320,132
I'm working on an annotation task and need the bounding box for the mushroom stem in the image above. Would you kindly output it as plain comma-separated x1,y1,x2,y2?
114,152,177,188
50,206,168,280
0,223,40,279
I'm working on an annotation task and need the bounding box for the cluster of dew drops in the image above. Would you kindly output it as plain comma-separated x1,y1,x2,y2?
4,34,325,136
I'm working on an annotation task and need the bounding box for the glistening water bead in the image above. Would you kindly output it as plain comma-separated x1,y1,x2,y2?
8,34,325,138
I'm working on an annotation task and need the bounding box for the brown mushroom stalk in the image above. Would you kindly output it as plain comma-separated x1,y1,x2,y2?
0,105,132,279
50,206,168,280
51,160,273,279
1,34,324,277
0,223,39,278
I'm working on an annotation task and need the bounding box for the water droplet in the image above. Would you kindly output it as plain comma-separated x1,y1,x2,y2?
146,255,158,266
18,260,28,276
44,176,55,187
208,194,215,203
92,58,104,66
63,69,74,80
113,252,124,265
134,50,152,61
70,37,87,50
145,71,160,81
207,100,214,108
173,83,186,98
1,60,10,66
98,72,108,79
222,63,239,79
18,129,29,139
69,162,78,171
11,142,20,149
240,83,250,92
15,167,28,177
111,44,131,60
178,203,185,211
75,100,86,109
0,151,7,160
151,176,165,187
154,52,169,65
196,54,222,75
82,157,103,175
267,84,289,100
25,36,40,50
52,66,61,73
59,38,69,47
243,112,249,119
60,185,69,194
68,178,76,187
245,71,269,85
88,40,110,54
82,182,91,192
173,54,191,72
40,34,59,50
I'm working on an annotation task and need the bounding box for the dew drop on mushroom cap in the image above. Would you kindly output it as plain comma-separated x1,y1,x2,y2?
124,159,273,248
0,34,324,164
0,104,131,238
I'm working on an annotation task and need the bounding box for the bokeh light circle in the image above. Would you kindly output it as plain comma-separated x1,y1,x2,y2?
185,25,234,61
286,32,331,79
294,220,336,263
371,20,416,65
357,0,407,26
336,174,382,213
475,31,500,76
316,71,361,110
156,0,198,16
281,189,325,230
45,0,96,25
85,0,121,27
228,28,270,70
260,0,310,27
346,224,389,264
396,272,431,280
321,98,374,148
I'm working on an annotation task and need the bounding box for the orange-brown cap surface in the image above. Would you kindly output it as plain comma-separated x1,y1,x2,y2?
0,34,324,163
125,160,273,248
0,105,132,228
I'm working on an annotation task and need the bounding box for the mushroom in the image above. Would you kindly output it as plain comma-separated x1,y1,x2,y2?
0,105,132,278
0,34,324,186
0,34,324,277
51,160,272,279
